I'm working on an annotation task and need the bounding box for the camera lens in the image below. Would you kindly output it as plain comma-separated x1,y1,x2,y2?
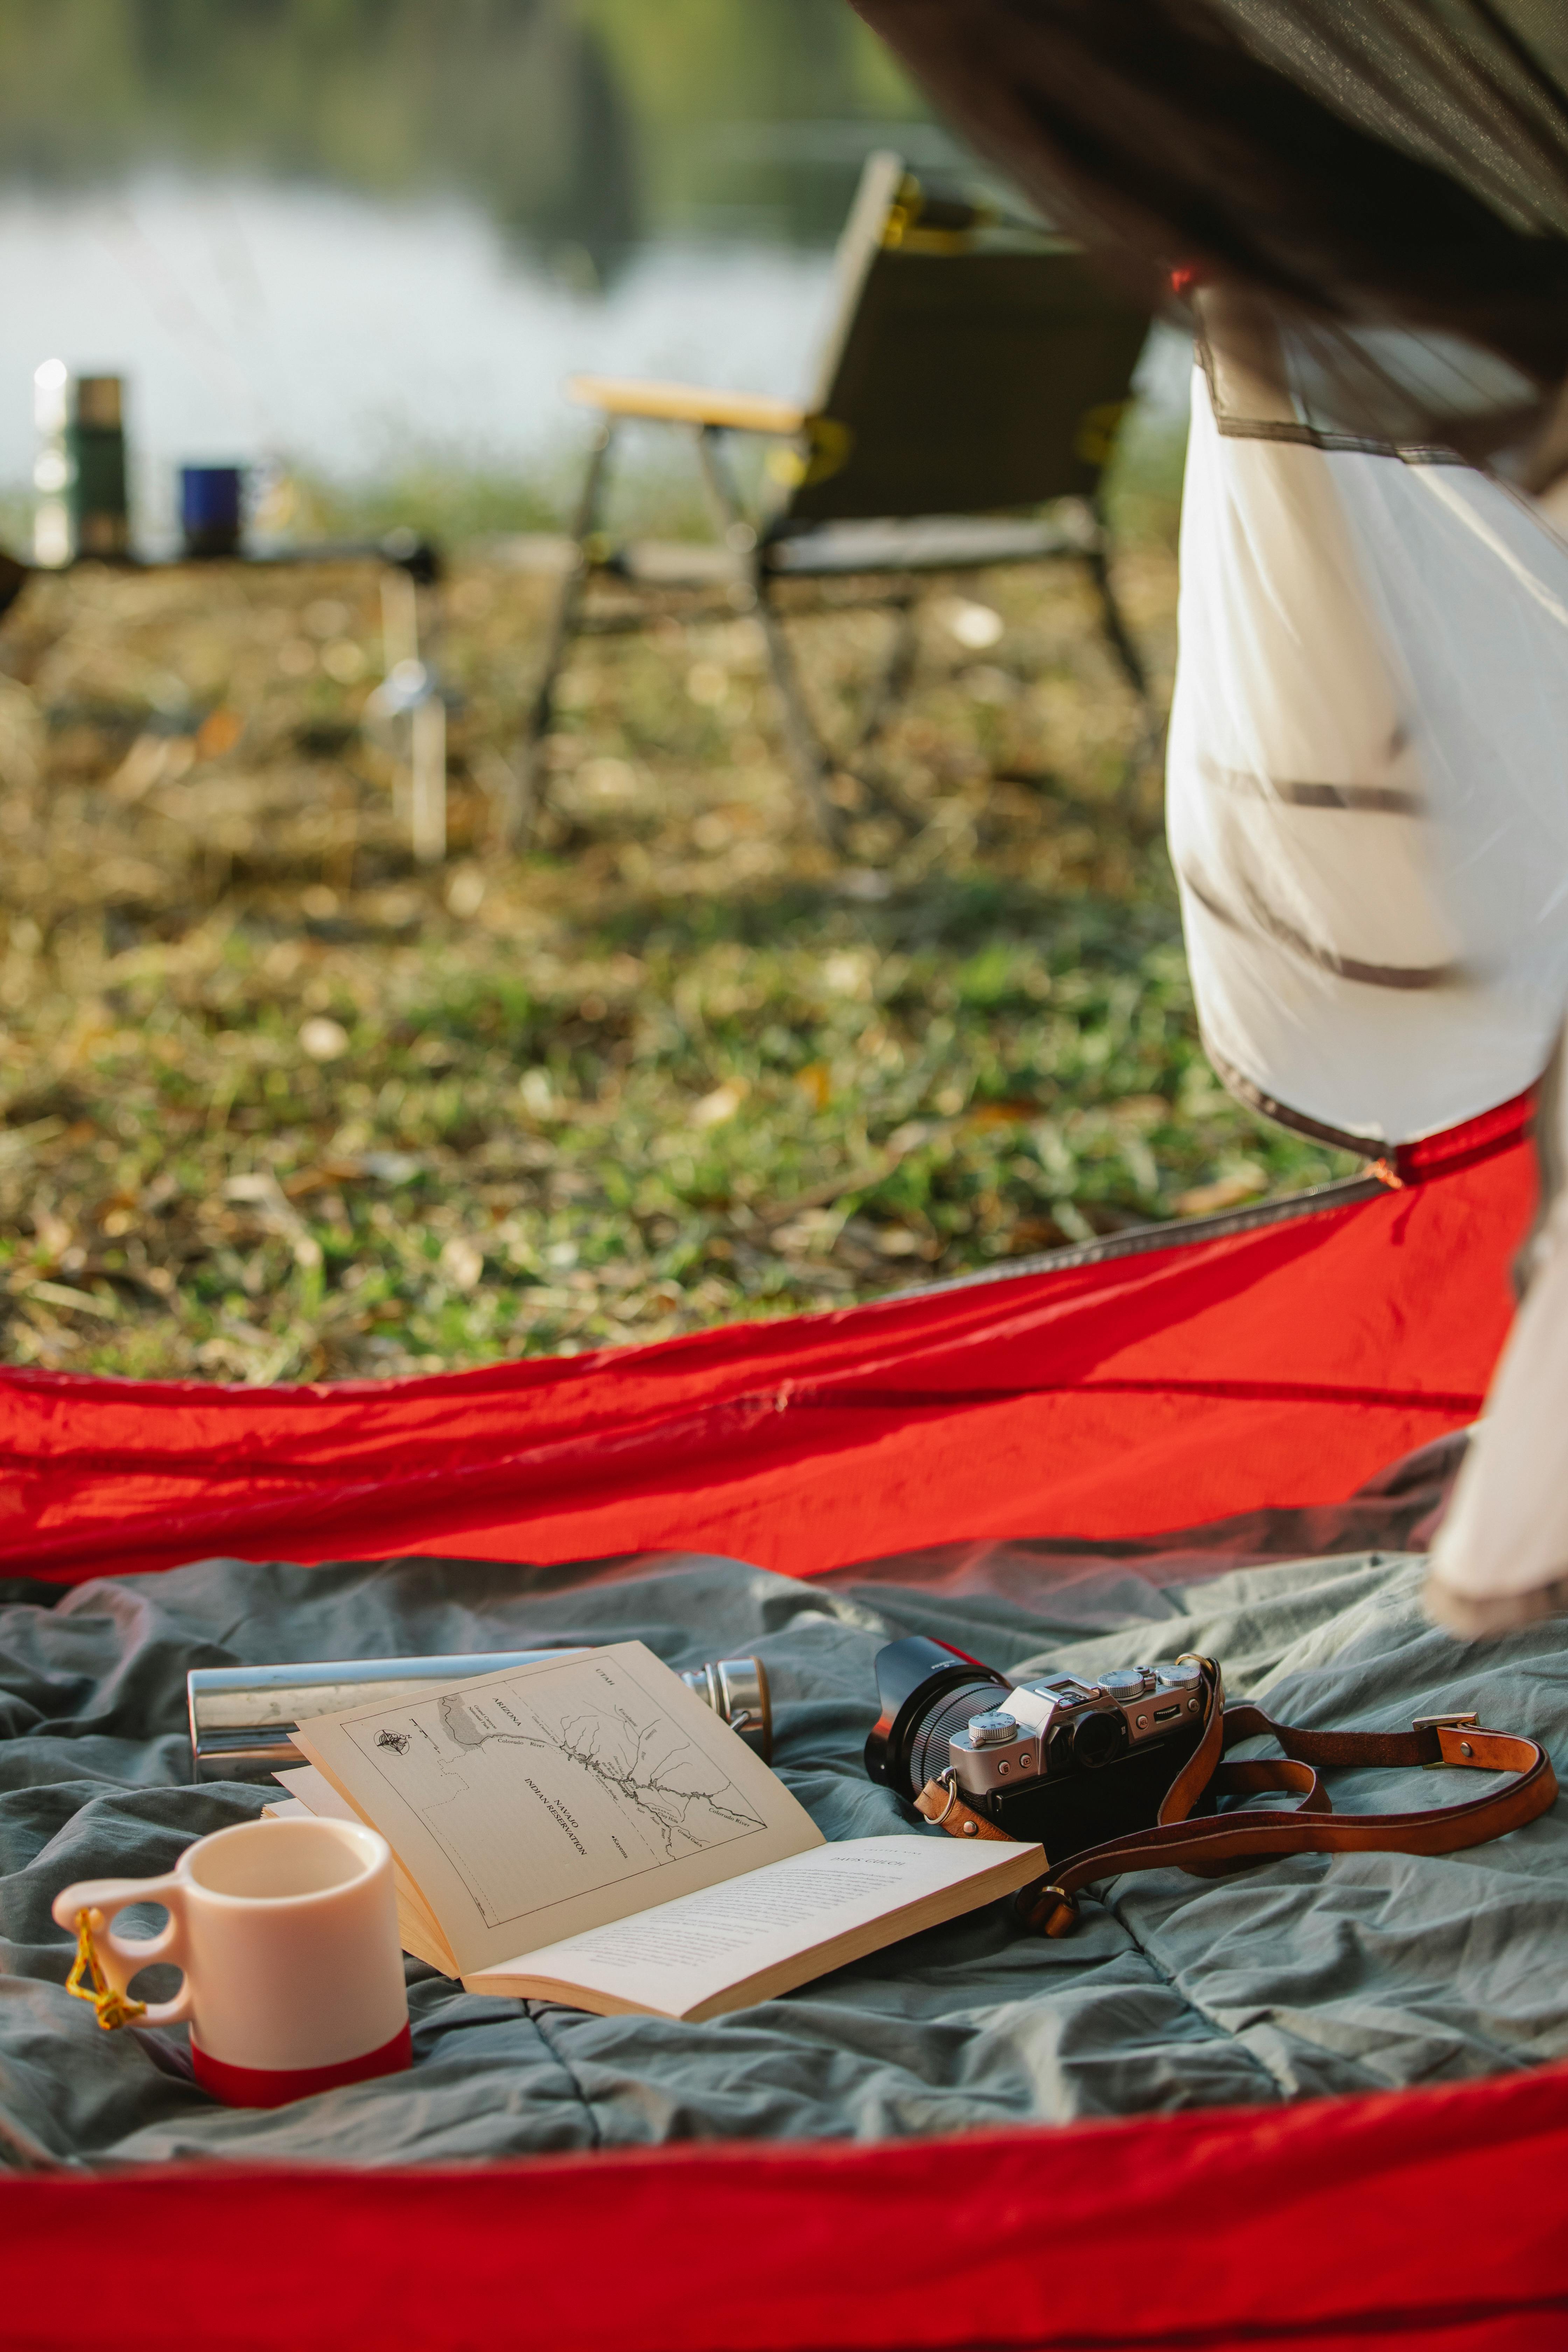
866,1638,1017,1795
1071,1707,1129,1770
906,1679,1008,1790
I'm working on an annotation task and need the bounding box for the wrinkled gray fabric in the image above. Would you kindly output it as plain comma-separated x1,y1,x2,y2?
1,1542,1564,2171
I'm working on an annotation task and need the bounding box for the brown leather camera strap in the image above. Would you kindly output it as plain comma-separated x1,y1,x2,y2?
913,1657,1558,1937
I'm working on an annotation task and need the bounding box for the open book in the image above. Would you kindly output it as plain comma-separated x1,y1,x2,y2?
274,1640,1043,2022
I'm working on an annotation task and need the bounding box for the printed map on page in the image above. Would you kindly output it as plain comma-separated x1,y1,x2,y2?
340,1653,769,1929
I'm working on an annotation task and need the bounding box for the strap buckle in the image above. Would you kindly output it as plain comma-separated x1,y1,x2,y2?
1016,1880,1078,1937
1039,1883,1078,1937
1415,1709,1479,1766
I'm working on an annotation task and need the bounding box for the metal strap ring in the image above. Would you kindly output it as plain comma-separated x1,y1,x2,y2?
929,1769,961,1826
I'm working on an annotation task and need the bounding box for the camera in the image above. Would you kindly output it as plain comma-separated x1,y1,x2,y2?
864,1636,1209,1864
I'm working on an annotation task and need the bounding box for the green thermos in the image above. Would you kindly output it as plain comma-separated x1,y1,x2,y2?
34,362,131,565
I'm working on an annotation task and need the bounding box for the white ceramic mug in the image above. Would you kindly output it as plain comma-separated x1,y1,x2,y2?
53,1815,410,2107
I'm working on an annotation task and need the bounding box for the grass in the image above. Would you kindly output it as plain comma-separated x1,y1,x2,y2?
0,440,1356,1383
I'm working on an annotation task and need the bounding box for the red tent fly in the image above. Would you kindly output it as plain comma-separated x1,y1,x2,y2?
8,1085,1567,2350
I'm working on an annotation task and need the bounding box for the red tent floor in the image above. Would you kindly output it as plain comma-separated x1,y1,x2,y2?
9,2060,1568,2351
7,1088,1564,2348
0,1092,1536,1587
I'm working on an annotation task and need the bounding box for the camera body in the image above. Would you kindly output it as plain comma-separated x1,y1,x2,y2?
864,1636,1208,1863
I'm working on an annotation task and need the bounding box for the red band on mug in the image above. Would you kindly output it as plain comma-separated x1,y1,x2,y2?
191,2019,412,2108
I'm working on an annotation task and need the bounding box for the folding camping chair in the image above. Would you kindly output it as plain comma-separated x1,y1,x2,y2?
518,151,1152,846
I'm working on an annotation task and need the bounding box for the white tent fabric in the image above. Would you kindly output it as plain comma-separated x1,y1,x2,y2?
1427,1018,1568,1632
1167,364,1568,1147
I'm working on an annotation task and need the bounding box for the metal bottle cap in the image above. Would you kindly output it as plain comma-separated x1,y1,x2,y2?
678,1657,773,1760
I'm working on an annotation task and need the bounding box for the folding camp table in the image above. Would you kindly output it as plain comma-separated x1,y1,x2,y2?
0,530,450,864
521,152,1152,846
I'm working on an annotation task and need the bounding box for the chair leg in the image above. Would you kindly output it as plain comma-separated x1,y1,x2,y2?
845,592,925,834
513,421,614,848
1083,535,1149,704
851,592,920,756
690,427,846,849
1083,529,1166,822
754,581,848,850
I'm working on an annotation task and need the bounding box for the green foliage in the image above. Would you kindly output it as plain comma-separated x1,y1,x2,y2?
292,461,563,548
0,0,925,263
0,862,1350,1382
581,0,917,239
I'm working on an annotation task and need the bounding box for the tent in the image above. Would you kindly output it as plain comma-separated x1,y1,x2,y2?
12,211,1568,2352
12,5,1568,2337
0,1093,1535,1593
8,1077,1567,2351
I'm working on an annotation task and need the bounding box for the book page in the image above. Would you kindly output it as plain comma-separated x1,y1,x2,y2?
469,1834,1045,2021
293,1641,821,1975
270,1761,362,1824
267,1765,456,1973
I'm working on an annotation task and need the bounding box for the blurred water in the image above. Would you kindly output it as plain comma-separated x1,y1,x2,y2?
0,173,847,542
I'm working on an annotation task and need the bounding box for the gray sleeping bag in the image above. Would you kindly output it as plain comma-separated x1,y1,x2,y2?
1,1540,1564,2170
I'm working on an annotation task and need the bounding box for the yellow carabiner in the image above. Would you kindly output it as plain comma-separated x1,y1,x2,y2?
64,1906,148,2032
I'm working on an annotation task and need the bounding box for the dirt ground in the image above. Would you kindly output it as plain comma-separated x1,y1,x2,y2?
0,532,1353,1382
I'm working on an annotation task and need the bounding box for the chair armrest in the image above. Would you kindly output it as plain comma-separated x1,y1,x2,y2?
566,374,807,434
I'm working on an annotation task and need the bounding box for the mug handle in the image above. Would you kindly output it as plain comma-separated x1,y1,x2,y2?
51,1873,192,2028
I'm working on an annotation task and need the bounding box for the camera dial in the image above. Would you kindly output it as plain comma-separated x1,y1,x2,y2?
967,1709,1019,1748
1157,1660,1205,1695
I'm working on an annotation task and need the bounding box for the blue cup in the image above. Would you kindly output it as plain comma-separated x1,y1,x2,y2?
180,465,245,559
